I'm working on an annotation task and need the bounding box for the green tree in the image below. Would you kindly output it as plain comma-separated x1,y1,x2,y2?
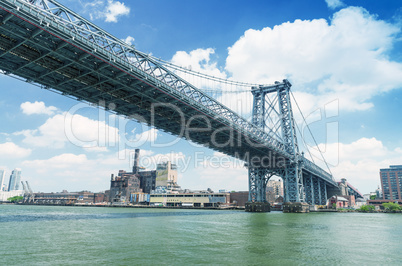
357,205,375,212
382,202,401,212
370,194,376,200
7,196,23,203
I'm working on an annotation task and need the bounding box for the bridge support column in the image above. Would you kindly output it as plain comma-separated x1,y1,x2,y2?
313,177,321,205
283,162,304,203
320,180,328,205
304,174,314,205
246,168,271,212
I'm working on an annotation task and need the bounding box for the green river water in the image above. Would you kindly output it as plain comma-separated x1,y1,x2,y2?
0,205,401,265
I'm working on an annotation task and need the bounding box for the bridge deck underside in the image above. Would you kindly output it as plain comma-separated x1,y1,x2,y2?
0,4,337,187
0,8,279,160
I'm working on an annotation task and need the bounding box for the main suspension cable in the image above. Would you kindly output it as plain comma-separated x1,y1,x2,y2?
290,90,333,176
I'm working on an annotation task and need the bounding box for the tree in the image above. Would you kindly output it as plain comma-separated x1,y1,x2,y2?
382,202,401,212
7,196,23,203
370,194,376,200
357,205,375,212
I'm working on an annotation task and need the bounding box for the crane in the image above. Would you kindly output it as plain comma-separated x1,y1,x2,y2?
26,181,34,203
20,181,29,203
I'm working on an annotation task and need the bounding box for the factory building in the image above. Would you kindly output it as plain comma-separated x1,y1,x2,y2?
109,170,142,203
155,161,180,192
109,149,179,203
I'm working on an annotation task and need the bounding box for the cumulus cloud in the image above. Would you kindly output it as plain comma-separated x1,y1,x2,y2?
325,0,345,9
305,137,402,194
225,6,402,113
104,0,130,23
23,153,88,171
170,48,252,117
171,48,227,79
0,142,31,158
187,151,247,191
82,0,130,23
20,101,57,115
171,48,227,92
123,36,135,45
15,112,119,149
131,128,159,145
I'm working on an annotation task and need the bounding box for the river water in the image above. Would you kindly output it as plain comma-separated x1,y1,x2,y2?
0,205,401,265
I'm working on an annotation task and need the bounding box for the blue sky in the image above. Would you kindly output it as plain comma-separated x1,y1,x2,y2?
1,0,402,194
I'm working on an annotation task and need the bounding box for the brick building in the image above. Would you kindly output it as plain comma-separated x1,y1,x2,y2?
380,165,402,200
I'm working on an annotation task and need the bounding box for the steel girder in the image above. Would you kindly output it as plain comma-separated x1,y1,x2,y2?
249,81,305,203
248,168,273,203
313,177,321,205
320,180,328,205
304,174,314,205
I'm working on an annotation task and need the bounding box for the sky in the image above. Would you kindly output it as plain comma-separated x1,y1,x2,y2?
1,0,402,194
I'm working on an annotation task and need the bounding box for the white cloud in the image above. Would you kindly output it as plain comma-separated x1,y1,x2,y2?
305,137,402,194
187,151,248,191
129,128,159,146
170,48,254,117
171,48,228,90
171,48,226,79
123,36,135,45
104,0,130,23
23,153,88,171
225,7,402,113
20,101,57,115
21,151,129,192
81,0,130,23
325,0,345,9
0,142,31,158
16,112,119,149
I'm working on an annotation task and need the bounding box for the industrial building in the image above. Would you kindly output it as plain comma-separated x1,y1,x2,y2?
22,191,106,205
155,161,180,191
109,149,179,203
109,170,142,203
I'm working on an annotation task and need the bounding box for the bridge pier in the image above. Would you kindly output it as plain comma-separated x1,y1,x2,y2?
245,202,271,212
246,167,272,212
283,202,310,213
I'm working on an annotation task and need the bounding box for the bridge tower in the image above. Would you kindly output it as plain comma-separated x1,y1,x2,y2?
246,80,305,211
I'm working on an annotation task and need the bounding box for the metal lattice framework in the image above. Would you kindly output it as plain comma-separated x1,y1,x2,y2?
0,0,337,204
250,81,306,202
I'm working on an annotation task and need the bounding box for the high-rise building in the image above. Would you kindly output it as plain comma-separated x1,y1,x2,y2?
0,169,6,191
8,168,21,191
380,165,402,200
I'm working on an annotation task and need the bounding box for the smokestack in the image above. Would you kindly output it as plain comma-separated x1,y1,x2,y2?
133,149,140,174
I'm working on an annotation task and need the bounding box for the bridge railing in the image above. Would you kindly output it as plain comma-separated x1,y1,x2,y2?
5,0,290,157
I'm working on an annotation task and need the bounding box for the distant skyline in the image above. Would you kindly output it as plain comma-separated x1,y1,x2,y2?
1,0,402,194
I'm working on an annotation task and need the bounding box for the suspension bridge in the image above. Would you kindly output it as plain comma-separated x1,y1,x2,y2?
0,0,340,211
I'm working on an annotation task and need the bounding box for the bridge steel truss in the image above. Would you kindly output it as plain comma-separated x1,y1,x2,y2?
0,0,338,206
250,82,335,204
